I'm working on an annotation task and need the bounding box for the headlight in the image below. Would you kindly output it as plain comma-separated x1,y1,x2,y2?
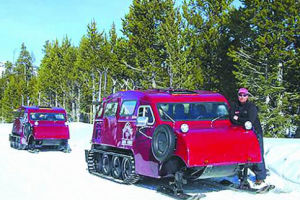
244,121,252,130
34,121,39,126
180,124,189,133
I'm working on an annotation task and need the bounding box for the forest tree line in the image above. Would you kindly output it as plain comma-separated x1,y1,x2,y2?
0,0,299,137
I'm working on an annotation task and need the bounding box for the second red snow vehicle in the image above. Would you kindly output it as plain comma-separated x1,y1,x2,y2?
85,89,262,197
9,106,71,152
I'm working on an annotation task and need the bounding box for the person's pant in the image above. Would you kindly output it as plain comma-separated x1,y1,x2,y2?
251,133,267,180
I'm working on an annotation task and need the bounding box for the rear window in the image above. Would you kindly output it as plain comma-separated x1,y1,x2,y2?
30,113,66,121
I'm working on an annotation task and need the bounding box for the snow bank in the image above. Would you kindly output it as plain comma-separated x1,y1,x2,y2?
264,138,300,189
1,123,300,200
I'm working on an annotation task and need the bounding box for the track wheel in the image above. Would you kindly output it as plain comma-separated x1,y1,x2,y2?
112,156,122,179
121,157,134,181
28,135,36,150
16,142,21,150
96,153,103,173
102,154,111,176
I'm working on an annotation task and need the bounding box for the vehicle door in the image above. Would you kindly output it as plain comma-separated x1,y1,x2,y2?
102,99,119,146
12,109,25,136
134,105,158,176
92,102,104,144
116,100,138,148
135,104,156,143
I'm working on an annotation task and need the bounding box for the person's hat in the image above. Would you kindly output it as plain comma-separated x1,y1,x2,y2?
238,88,249,95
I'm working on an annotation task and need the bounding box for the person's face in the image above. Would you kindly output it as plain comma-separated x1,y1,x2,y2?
238,93,248,103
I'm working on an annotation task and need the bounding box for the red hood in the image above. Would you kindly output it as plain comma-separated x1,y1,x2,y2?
32,121,70,140
174,122,261,167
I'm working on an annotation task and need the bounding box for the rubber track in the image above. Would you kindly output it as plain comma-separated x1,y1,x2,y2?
87,149,140,185
9,134,27,150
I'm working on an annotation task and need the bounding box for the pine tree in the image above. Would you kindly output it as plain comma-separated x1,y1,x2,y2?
0,61,14,122
183,0,237,97
158,1,201,89
14,43,35,105
1,75,20,122
75,20,107,121
38,37,78,119
229,0,300,136
122,0,175,88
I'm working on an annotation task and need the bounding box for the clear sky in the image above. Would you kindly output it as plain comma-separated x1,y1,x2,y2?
0,0,133,66
0,0,240,67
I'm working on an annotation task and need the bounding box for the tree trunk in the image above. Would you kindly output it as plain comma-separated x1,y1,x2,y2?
76,87,81,122
92,74,96,121
104,68,108,97
38,92,41,105
151,71,156,88
55,91,58,107
168,66,173,89
71,86,76,122
111,77,117,94
98,71,103,101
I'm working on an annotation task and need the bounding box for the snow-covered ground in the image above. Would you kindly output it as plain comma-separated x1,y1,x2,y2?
1,123,300,200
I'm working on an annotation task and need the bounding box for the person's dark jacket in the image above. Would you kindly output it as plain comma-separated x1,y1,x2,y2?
229,101,263,136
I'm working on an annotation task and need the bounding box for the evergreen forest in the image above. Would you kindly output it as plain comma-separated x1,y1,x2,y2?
0,0,299,137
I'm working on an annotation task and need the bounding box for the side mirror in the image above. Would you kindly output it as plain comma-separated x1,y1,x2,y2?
136,116,148,127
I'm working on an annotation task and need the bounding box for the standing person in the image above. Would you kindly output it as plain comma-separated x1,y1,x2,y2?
229,88,267,187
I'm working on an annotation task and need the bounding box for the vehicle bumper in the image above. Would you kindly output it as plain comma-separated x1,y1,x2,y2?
34,139,68,147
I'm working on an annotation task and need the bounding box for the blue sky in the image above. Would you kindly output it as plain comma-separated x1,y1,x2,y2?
0,0,133,66
0,0,240,67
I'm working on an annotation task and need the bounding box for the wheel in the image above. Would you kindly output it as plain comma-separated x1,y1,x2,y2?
16,142,21,150
121,157,134,181
102,154,111,176
111,156,122,179
24,123,32,139
96,153,103,173
294,127,300,138
27,135,36,150
62,143,71,153
151,125,176,162
12,142,16,149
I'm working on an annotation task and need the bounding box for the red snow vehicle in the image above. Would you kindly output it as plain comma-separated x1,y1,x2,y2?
85,89,261,196
9,106,71,152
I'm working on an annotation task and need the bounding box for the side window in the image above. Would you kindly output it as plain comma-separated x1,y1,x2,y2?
23,113,28,122
120,101,137,116
96,103,104,118
137,105,154,124
104,102,118,117
19,110,24,118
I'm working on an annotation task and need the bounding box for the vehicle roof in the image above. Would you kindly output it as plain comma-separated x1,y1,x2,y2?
106,89,228,103
20,106,66,113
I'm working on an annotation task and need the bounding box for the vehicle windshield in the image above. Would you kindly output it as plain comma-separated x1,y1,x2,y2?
29,113,66,121
157,102,229,121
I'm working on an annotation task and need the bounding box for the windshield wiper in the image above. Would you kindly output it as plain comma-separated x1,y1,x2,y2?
210,114,228,128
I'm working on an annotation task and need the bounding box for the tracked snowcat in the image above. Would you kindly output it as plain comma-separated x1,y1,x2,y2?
9,106,71,152
85,89,262,198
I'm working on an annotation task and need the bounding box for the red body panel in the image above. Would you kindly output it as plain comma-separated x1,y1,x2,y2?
27,109,69,140
173,121,261,167
33,121,70,140
12,106,70,142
